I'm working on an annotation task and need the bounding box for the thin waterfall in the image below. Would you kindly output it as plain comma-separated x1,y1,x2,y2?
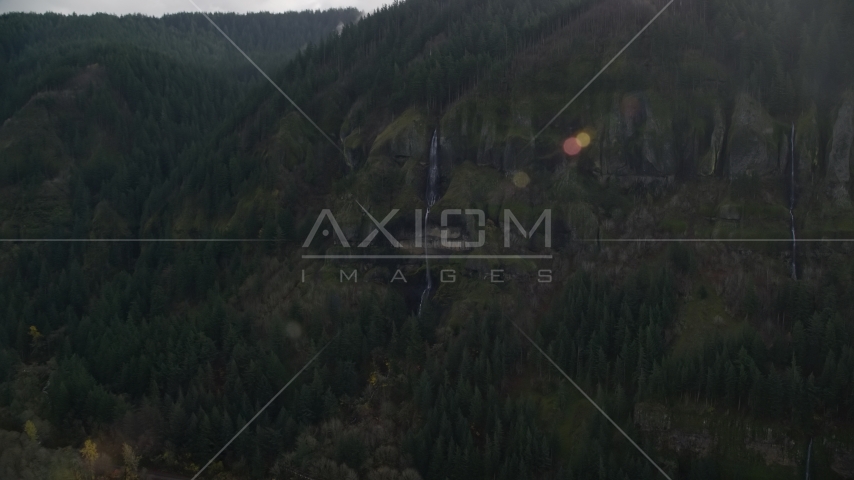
805,439,812,480
419,130,440,316
426,130,440,207
790,123,797,280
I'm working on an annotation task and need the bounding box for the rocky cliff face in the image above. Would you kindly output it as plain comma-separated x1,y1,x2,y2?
699,106,726,177
726,92,777,178
361,88,854,208
826,93,854,204
439,100,534,172
368,109,429,162
593,92,681,184
596,93,645,177
796,106,821,185
640,98,676,176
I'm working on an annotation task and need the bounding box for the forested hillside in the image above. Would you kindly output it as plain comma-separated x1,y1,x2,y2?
2,0,854,479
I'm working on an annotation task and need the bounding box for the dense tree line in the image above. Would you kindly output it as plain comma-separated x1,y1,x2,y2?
0,10,360,122
1,0,854,478
0,9,359,478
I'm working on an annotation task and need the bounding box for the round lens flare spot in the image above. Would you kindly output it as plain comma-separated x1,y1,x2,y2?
512,171,531,188
563,137,582,156
576,132,591,148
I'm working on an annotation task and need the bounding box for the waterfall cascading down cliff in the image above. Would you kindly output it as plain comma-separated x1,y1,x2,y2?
790,123,797,281
426,130,440,207
805,438,812,480
419,130,440,316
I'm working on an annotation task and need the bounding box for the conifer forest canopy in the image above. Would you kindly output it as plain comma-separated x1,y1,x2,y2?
1,0,854,479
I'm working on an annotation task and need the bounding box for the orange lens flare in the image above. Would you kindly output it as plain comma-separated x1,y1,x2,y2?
563,137,582,156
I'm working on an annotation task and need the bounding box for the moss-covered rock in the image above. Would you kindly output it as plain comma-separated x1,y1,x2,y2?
368,108,429,162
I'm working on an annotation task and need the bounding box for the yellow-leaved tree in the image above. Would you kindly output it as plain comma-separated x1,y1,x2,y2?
122,443,141,480
23,420,38,443
28,326,44,353
80,438,99,479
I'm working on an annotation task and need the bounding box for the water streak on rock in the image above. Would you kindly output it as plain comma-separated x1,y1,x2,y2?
790,123,797,280
419,130,440,316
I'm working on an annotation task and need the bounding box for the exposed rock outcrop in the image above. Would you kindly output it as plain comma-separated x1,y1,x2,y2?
832,443,854,479
796,106,820,184
726,92,777,178
634,402,671,431
826,92,854,204
640,98,676,175
778,131,789,176
597,93,643,177
439,100,534,172
634,403,716,457
699,106,726,176
595,92,677,181
475,119,498,168
666,431,715,456
368,109,428,161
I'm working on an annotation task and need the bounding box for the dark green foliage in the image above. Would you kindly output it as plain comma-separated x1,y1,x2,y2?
405,309,562,480
0,9,359,477
335,433,366,469
0,0,853,478
539,267,678,403
0,10,361,121
667,242,695,275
